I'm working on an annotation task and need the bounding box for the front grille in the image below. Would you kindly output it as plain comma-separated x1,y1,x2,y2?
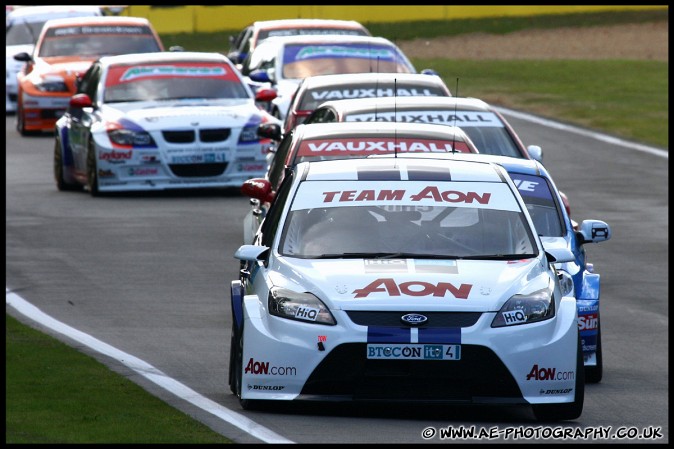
301,344,523,402
347,311,482,328
163,130,195,143
168,163,227,177
200,128,231,142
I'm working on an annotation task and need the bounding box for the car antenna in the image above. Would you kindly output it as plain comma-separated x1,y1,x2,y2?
394,77,398,159
374,73,379,122
451,77,459,154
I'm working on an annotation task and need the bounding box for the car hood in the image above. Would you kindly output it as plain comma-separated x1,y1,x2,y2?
268,256,550,312
99,101,265,129
31,57,97,78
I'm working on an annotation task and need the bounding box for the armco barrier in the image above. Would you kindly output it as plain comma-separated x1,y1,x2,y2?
121,5,668,35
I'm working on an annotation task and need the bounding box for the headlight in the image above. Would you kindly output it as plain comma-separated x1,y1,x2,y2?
238,125,259,143
557,269,575,298
491,286,555,328
268,287,336,325
107,129,155,147
34,75,68,92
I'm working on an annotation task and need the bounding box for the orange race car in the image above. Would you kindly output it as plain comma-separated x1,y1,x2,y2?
14,15,164,136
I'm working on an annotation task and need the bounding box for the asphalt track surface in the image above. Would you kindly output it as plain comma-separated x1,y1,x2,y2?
5,112,668,444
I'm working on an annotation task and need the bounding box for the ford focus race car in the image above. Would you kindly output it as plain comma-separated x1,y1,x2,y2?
54,52,280,195
231,156,584,421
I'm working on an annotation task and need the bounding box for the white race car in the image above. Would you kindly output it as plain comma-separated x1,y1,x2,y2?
54,51,279,195
231,156,584,421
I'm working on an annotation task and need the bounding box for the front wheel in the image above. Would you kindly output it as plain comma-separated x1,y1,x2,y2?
86,139,100,196
532,332,585,421
585,322,603,383
16,99,37,136
54,138,82,191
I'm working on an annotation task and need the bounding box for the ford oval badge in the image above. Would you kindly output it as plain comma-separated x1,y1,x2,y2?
401,313,428,326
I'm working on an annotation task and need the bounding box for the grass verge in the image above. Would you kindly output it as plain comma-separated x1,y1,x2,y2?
5,313,233,444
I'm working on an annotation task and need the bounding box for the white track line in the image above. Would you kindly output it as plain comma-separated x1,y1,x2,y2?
494,106,668,159
6,288,295,444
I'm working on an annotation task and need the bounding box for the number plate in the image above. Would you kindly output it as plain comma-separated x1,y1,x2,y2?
366,344,460,360
170,152,227,164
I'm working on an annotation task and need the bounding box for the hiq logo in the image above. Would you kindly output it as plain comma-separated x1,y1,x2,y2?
295,306,319,321
502,309,527,325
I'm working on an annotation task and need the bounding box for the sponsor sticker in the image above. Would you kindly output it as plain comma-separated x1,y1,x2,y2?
291,181,518,212
367,344,461,360
347,111,503,127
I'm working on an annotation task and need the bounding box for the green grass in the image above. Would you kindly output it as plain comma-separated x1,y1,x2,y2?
6,9,668,444
419,59,668,148
5,314,233,444
160,8,668,149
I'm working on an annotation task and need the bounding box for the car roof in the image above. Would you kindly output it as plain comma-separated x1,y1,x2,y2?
40,15,152,29
97,51,230,67
380,152,545,176
297,72,447,90
252,18,367,31
320,96,492,114
6,5,101,22
292,121,474,143
297,155,507,183
254,34,399,50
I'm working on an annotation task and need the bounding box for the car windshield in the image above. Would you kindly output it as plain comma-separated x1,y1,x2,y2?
510,173,565,237
38,25,161,57
6,21,45,45
279,180,537,259
345,108,522,158
281,43,413,79
103,62,250,103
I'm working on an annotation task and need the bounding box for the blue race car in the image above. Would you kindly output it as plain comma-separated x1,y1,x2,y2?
389,153,611,382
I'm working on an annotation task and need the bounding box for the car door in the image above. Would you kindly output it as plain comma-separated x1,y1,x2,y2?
68,63,101,171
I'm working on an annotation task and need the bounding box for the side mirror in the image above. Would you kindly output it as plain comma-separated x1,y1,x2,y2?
169,46,184,52
13,52,32,63
69,93,93,109
420,68,439,76
527,145,543,163
249,69,272,84
241,178,275,203
257,122,282,141
578,220,611,244
543,246,575,264
255,87,277,103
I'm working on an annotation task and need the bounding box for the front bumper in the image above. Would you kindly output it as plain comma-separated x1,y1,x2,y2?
240,295,579,406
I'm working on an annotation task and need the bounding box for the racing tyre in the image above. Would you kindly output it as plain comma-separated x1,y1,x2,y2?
16,100,37,136
228,322,239,395
54,138,82,191
585,322,603,383
532,332,585,421
86,139,101,197
231,320,258,410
